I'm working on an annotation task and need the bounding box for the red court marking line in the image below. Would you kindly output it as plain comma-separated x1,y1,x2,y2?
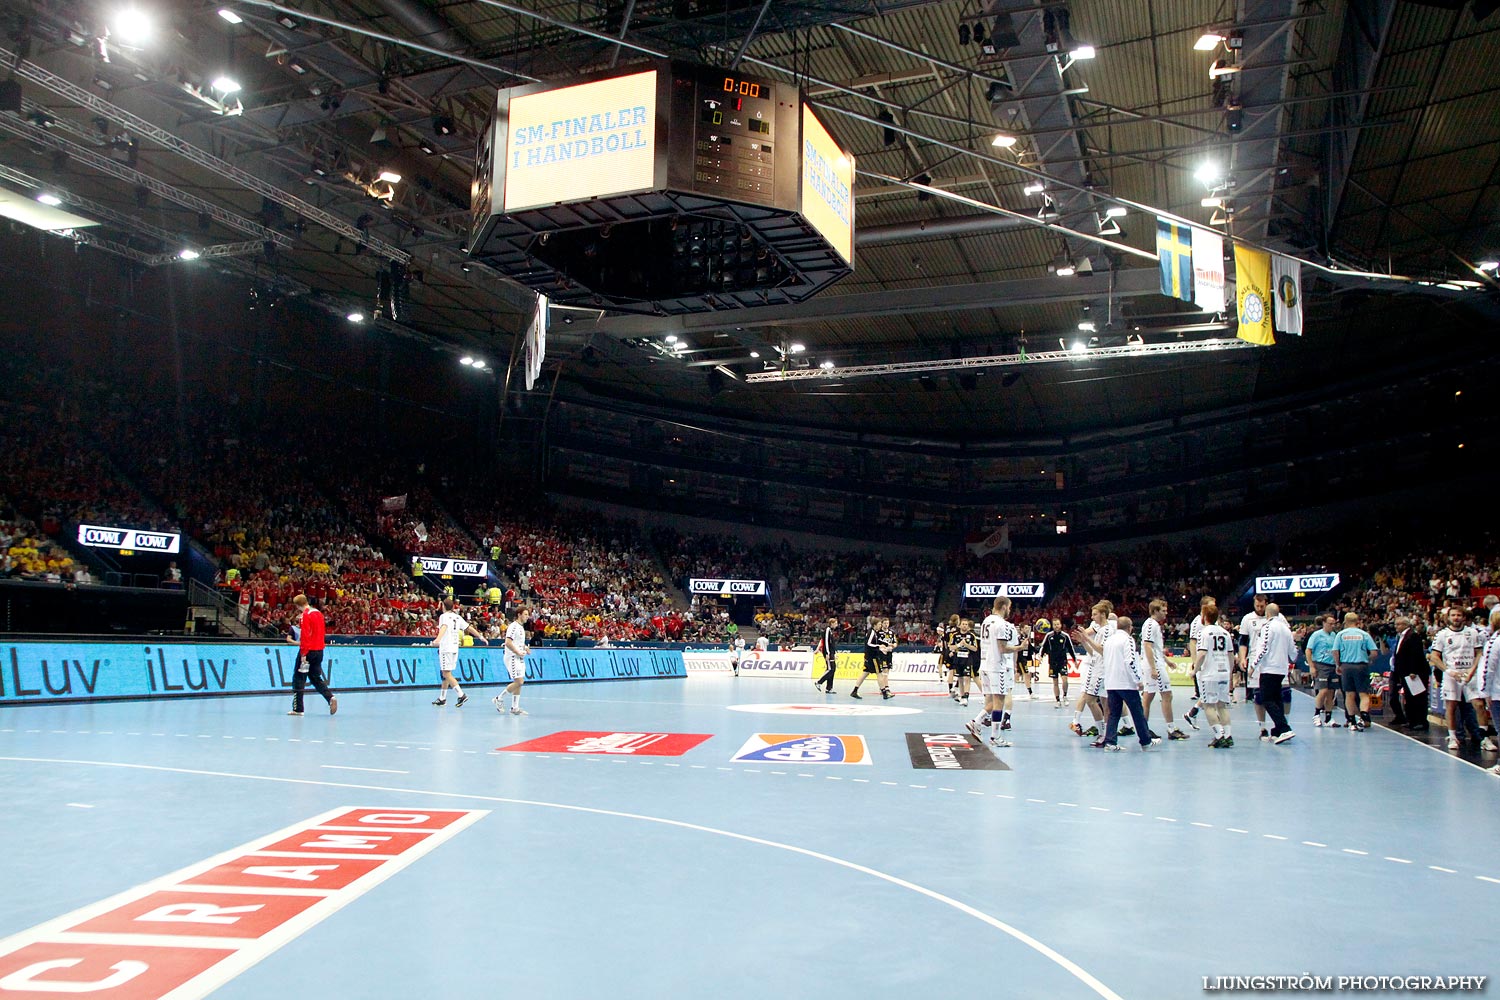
255,829,434,858
0,807,486,1000
495,731,715,756
178,856,386,892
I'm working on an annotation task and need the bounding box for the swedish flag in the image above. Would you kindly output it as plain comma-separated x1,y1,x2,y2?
1156,218,1194,303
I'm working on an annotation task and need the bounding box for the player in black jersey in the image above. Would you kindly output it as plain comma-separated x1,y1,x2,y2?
1040,620,1076,707
947,618,980,706
940,614,960,693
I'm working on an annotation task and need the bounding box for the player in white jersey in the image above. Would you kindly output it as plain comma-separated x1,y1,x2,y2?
1428,605,1485,749
1141,599,1188,740
1179,595,1217,730
1192,605,1236,747
730,636,746,676
1239,595,1270,735
431,598,487,707
493,602,531,715
1478,609,1500,766
966,596,1022,747
1068,602,1115,738
755,634,770,658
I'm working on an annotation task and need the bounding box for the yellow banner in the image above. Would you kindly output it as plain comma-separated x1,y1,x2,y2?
1234,245,1275,345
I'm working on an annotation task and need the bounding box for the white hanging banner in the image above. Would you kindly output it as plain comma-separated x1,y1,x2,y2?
524,293,548,390
1191,227,1226,314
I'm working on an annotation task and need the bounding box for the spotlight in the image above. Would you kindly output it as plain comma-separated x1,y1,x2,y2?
1201,195,1224,208
460,356,473,366
819,360,835,370
211,75,241,93
276,13,299,28
432,115,456,136
665,334,678,343
749,351,760,358
377,170,402,183
1208,59,1240,78
1477,261,1499,272
991,132,1017,148
473,360,487,370
1194,160,1223,186
789,343,806,353
217,8,243,23
35,193,63,206
347,311,365,323
113,7,152,44
1194,31,1224,50
1023,181,1045,196
177,248,201,260
1070,44,1096,60
1055,262,1076,277
1070,341,1087,353
418,140,437,155
1105,206,1128,218
1077,321,1096,332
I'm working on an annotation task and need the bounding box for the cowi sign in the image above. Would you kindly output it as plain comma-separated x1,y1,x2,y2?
1255,573,1340,594
963,582,1046,600
76,524,181,554
413,557,487,577
688,579,768,597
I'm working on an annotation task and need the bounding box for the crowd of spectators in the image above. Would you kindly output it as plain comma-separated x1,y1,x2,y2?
1,506,79,583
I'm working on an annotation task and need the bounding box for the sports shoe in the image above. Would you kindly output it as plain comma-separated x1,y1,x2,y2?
1481,737,1498,752
850,690,862,700
286,710,303,716
1490,763,1500,776
329,696,338,716
1103,744,1122,753
432,698,447,706
1447,734,1460,750
456,694,468,708
951,692,962,703
960,697,969,706
509,706,528,716
1089,738,1107,749
989,737,1012,748
1150,737,1163,746
1328,719,1341,727
1208,736,1224,749
1069,722,1084,736
1260,733,1271,742
1084,726,1100,738
1273,731,1295,744
1119,726,1135,737
1182,712,1200,731
1140,743,1156,752
1314,716,1324,727
966,720,983,741
1222,736,1235,747
1000,720,1012,731
881,690,893,700
493,696,505,713
1168,730,1189,741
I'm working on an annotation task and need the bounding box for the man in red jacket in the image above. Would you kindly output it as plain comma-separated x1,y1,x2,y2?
290,594,338,717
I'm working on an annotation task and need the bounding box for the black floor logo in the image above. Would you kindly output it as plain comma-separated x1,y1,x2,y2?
905,732,1010,770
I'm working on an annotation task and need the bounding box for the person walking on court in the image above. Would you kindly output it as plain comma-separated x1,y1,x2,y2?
1091,616,1153,751
814,616,840,693
1251,603,1296,743
432,598,486,707
494,603,531,715
289,594,337,717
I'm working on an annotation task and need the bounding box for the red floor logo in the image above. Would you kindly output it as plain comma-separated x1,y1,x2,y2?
496,731,714,756
0,807,485,999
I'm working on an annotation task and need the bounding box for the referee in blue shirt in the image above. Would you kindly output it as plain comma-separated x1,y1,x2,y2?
1305,614,1341,727
1334,612,1379,731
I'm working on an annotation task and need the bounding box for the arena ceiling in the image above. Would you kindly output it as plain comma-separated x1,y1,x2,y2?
1,0,1498,437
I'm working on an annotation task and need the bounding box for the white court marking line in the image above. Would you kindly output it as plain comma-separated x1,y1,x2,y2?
1479,876,1500,885
1431,866,1457,873
320,765,410,774
1385,857,1412,864
1368,718,1499,775
1342,848,1368,856
1303,841,1327,848
66,803,93,809
0,755,1126,1000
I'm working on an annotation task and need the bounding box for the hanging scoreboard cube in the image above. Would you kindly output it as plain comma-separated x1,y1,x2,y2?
469,62,854,314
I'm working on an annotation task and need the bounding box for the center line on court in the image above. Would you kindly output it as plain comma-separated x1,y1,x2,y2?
320,764,409,774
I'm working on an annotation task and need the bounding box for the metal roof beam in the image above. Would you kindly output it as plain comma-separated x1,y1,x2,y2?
1322,0,1399,236
1225,0,1301,242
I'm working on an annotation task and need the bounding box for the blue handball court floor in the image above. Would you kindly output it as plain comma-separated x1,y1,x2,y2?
1,677,1497,999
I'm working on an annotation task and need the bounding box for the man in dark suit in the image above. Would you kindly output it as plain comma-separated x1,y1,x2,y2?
814,617,839,693
1387,615,1429,731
